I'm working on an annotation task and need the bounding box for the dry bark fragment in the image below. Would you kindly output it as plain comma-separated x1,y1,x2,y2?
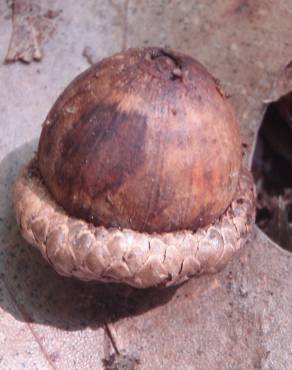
5,0,60,63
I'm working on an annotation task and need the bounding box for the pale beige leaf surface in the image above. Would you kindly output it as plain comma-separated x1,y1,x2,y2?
0,1,292,369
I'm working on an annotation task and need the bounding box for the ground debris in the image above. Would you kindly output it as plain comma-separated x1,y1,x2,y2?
103,351,140,370
5,0,60,63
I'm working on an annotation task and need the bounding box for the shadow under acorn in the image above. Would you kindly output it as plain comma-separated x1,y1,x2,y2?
0,140,178,331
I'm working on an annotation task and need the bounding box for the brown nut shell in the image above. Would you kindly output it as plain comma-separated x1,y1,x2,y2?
13,159,255,289
38,47,241,233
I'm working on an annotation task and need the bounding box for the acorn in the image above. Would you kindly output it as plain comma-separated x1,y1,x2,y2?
13,47,255,288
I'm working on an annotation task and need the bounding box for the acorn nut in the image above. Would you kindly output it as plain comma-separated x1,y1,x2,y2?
13,47,255,288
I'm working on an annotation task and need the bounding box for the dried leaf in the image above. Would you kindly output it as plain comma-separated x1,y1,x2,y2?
264,59,292,103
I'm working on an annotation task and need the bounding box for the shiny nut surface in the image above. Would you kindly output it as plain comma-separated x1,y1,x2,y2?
38,47,241,233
